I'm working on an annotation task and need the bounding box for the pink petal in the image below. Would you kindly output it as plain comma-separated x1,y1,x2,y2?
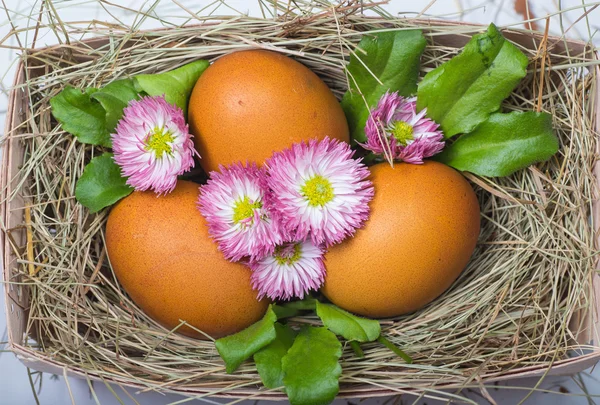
265,137,373,247
111,95,197,195
250,240,326,301
361,91,446,165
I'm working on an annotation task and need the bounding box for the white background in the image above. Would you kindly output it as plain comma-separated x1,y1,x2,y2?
2,0,600,404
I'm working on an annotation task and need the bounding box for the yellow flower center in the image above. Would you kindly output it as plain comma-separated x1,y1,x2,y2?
301,175,334,207
391,121,414,146
274,243,302,265
232,196,262,224
146,127,175,157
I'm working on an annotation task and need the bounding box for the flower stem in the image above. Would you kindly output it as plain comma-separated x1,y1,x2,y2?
377,336,412,364
349,341,364,358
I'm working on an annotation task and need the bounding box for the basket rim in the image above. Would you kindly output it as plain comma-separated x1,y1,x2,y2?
14,17,592,59
9,341,600,400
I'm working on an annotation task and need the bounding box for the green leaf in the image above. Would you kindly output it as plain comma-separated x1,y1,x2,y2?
417,24,529,138
75,153,133,213
273,298,318,319
272,305,301,320
282,298,318,311
91,79,139,131
436,111,558,177
341,30,426,143
50,86,111,147
133,60,209,117
316,301,380,343
282,326,342,405
215,304,278,373
254,323,297,389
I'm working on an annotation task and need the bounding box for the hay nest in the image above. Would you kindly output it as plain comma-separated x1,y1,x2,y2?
3,0,599,401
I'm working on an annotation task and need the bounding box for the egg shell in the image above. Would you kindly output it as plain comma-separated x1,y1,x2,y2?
322,161,481,318
105,180,268,339
188,49,349,172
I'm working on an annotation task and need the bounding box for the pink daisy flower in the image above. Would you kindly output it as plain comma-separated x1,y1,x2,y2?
362,91,445,165
265,137,373,247
198,162,285,262
112,95,196,195
250,240,325,301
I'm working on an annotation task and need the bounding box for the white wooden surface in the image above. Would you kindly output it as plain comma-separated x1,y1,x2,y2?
1,0,600,403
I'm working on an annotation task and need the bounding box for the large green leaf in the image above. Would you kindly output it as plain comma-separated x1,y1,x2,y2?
282,326,342,405
91,79,140,132
75,153,133,213
341,30,426,143
436,111,558,176
254,323,297,389
316,301,380,343
215,305,277,373
417,24,528,138
50,86,111,147
133,59,209,117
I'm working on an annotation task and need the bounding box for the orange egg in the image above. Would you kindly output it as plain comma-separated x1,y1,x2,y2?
188,50,349,172
322,162,480,318
106,180,268,338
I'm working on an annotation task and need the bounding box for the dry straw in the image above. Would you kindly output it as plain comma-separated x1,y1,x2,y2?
2,0,600,403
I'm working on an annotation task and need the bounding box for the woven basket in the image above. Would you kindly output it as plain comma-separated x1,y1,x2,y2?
2,15,600,400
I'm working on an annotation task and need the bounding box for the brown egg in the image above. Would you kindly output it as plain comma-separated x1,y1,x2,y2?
188,50,349,172
106,180,268,339
322,162,480,318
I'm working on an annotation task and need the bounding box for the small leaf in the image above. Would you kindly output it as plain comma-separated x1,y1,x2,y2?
282,326,342,405
75,153,133,213
316,301,380,343
50,86,111,147
133,60,209,117
91,79,140,131
282,298,318,311
272,305,301,320
342,30,426,143
273,298,318,319
254,323,297,389
417,24,529,138
215,304,278,373
436,111,558,177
